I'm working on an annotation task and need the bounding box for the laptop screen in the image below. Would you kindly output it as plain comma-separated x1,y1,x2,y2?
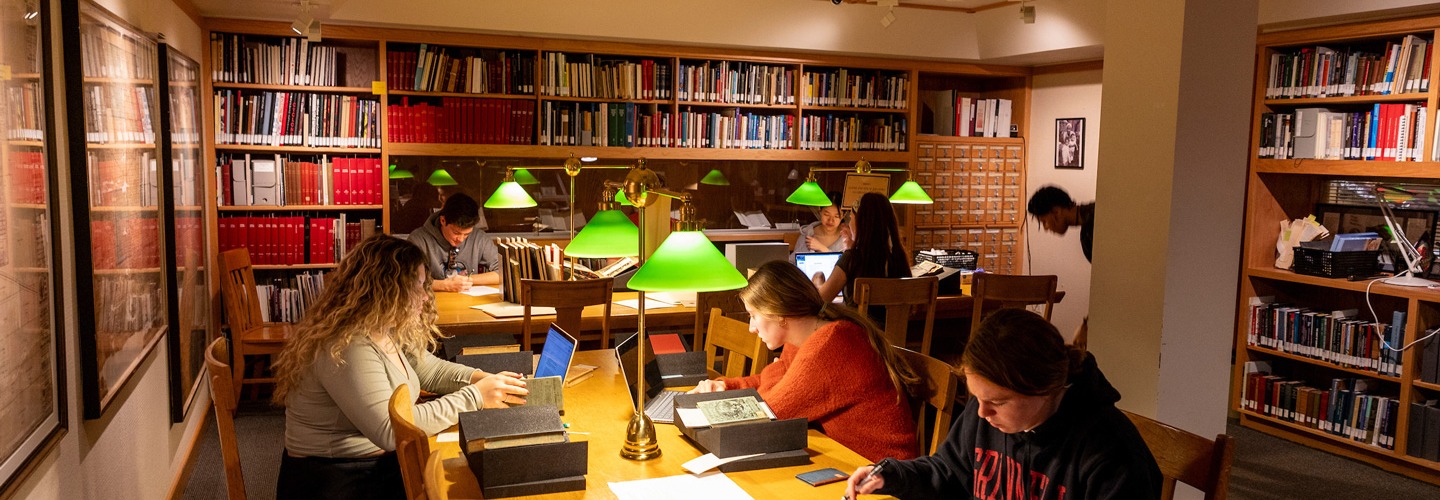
534,324,578,381
795,252,843,283
614,332,665,408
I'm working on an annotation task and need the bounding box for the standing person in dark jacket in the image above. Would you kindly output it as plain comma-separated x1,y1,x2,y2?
844,308,1161,500
1027,185,1096,263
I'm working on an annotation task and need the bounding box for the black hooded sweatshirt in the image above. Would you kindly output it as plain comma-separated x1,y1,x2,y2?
876,353,1161,500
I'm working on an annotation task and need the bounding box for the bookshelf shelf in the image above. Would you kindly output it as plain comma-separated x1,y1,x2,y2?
1262,93,1430,106
219,205,384,212
212,82,375,94
254,263,338,270
82,77,155,85
86,143,157,150
1415,380,1440,392
388,89,532,99
7,140,43,147
214,144,383,154
1244,267,1440,300
1238,410,1417,464
1244,344,1403,382
13,72,41,80
801,105,909,113
1253,159,1440,178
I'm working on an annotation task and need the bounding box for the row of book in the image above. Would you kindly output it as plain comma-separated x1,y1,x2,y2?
91,215,160,270
800,69,908,109
255,272,326,323
497,238,566,303
676,61,795,105
95,275,164,335
6,82,43,140
209,33,346,86
1265,35,1432,99
1259,104,1429,161
1247,297,1405,377
538,101,658,147
538,52,672,100
956,98,1015,138
218,154,384,207
7,151,46,205
1406,401,1440,462
80,23,155,80
386,97,535,145
168,86,201,145
388,46,535,95
1419,328,1440,385
798,115,908,152
217,215,376,266
85,84,155,144
212,89,381,148
1241,362,1400,450
674,109,793,149
88,150,158,207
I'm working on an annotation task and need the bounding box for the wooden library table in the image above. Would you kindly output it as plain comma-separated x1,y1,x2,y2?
433,291,697,336
427,350,890,499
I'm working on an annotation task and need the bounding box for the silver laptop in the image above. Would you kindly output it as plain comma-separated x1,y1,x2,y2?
615,332,684,424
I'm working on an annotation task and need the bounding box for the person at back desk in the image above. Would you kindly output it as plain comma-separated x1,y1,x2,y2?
407,193,502,292
817,192,911,307
690,261,921,463
795,204,852,254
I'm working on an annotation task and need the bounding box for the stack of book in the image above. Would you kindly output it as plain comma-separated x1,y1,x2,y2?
673,389,810,472
255,271,325,323
457,405,586,497
496,238,567,303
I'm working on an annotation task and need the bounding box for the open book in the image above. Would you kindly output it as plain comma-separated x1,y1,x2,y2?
568,256,638,280
733,210,772,229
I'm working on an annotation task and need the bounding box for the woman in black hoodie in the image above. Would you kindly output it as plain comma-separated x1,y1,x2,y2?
845,309,1161,500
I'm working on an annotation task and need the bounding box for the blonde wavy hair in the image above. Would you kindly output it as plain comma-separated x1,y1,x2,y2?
738,261,922,401
271,235,441,405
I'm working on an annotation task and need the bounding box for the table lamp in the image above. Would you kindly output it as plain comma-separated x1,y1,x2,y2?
427,167,458,186
484,169,538,209
700,168,730,186
565,188,639,259
513,168,541,185
889,175,934,204
615,160,748,461
786,170,832,206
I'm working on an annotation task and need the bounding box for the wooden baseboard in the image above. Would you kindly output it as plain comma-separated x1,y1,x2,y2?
166,404,213,500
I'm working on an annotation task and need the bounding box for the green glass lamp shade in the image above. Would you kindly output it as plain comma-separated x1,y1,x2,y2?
484,181,538,208
428,168,458,186
889,180,934,204
785,180,832,206
615,190,634,206
388,165,414,179
565,209,639,258
628,231,748,292
700,169,730,186
513,168,541,185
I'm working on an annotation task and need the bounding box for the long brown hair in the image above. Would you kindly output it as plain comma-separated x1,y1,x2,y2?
962,308,1084,396
271,235,441,405
850,192,909,279
739,261,921,399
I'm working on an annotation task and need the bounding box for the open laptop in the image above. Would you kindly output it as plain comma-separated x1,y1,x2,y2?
795,251,843,282
534,324,579,382
615,332,685,424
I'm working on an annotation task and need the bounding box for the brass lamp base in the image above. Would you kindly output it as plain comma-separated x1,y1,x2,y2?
620,410,661,460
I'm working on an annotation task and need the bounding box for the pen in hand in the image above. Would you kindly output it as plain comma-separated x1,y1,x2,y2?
843,458,890,500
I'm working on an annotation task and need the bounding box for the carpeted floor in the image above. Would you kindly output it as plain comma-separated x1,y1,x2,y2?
182,409,1440,499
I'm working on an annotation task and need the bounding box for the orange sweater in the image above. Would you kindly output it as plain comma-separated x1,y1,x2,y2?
722,320,917,462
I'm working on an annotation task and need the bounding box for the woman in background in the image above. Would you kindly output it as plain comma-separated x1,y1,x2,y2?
271,235,529,500
795,204,851,254
690,261,921,462
845,309,1161,500
817,192,911,306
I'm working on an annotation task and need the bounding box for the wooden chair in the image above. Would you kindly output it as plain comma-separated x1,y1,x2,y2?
854,276,939,356
219,248,293,397
423,450,449,500
781,231,801,252
1123,410,1234,500
390,384,430,500
968,273,1058,336
704,308,771,378
203,337,247,500
520,277,614,351
894,347,961,456
692,289,746,353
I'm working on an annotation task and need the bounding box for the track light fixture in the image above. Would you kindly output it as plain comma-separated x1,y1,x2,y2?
1020,1,1036,24
291,0,320,41
878,0,898,27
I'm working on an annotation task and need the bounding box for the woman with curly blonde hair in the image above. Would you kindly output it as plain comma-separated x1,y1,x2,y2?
272,235,527,500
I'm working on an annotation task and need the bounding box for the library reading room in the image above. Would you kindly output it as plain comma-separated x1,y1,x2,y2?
8,0,1440,499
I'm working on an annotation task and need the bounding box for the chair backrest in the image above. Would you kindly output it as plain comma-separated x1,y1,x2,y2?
968,273,1058,336
1123,410,1234,500
894,347,960,456
693,289,746,352
219,248,264,334
204,337,247,500
390,384,430,500
704,308,771,378
520,277,614,350
781,232,801,252
854,276,939,355
423,448,449,500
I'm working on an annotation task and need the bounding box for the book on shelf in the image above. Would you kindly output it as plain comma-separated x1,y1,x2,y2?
801,68,908,109
496,238,568,303
386,96,535,145
1246,298,1401,377
209,33,370,86
84,84,156,144
798,113,907,151
1268,104,1427,161
217,154,382,206
255,271,326,323
1242,364,1400,449
7,151,47,204
677,60,794,105
458,405,567,453
213,89,381,148
5,81,45,140
217,215,375,266
1265,35,1432,99
1407,400,1440,462
80,23,156,81
387,45,534,94
540,52,671,100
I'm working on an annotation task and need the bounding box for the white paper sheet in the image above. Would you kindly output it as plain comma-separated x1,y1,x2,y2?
613,297,677,310
647,291,697,307
681,453,764,474
610,472,753,500
459,285,500,297
470,302,556,318
435,431,459,443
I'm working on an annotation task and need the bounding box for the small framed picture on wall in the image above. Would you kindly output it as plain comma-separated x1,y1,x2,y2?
1055,118,1085,169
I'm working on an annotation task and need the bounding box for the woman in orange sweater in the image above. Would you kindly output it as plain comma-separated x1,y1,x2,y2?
690,261,922,462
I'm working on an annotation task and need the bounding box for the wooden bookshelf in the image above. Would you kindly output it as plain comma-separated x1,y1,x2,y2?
1233,15,1440,484
218,204,385,212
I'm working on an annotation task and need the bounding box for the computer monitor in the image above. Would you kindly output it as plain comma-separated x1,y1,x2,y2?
534,324,578,381
795,252,843,283
725,242,792,276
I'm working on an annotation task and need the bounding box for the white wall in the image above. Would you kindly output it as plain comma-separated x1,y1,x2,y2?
1024,66,1102,339
7,1,211,499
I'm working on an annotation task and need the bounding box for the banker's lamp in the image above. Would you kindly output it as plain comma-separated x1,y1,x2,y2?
565,187,639,259
786,170,831,206
700,169,730,186
513,168,541,185
388,164,414,179
785,158,934,206
427,168,458,186
617,160,747,461
889,175,935,204
484,169,538,209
